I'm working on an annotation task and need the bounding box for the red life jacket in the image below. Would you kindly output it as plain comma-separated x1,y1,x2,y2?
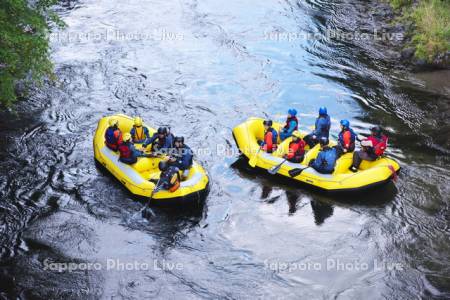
284,116,298,131
118,142,132,159
367,135,388,157
263,128,278,153
287,139,305,160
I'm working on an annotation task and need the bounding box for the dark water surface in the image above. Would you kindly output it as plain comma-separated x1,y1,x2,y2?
1,0,449,299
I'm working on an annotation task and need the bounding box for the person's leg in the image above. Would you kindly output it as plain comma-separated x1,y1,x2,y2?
354,151,363,167
334,145,343,158
290,154,304,163
350,151,362,171
351,150,375,171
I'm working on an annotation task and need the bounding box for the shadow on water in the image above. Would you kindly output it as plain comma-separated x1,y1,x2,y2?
231,156,397,203
230,156,397,225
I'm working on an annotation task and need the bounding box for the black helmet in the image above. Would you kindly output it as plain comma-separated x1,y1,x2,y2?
159,160,169,171
263,120,273,126
319,137,329,146
371,126,382,135
174,136,184,143
157,127,167,135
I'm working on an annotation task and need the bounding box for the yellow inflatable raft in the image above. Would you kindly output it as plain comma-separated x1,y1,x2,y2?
232,118,400,192
93,114,209,205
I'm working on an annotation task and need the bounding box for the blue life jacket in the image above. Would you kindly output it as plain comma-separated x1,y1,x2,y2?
312,146,337,174
105,127,119,145
314,115,331,139
169,145,194,170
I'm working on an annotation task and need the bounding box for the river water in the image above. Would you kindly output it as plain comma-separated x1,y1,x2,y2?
0,0,449,299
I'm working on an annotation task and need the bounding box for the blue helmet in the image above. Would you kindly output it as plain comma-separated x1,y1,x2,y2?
340,119,350,128
319,106,327,115
288,108,297,116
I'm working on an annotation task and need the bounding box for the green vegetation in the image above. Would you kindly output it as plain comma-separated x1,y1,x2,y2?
389,0,450,63
0,0,63,107
389,0,412,10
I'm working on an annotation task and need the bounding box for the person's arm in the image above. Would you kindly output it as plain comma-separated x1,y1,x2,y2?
360,138,373,147
130,128,136,141
143,127,150,139
181,148,193,169
143,133,157,147
287,120,297,134
312,119,321,136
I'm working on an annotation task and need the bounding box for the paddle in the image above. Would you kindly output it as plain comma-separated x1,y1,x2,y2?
248,148,261,168
288,166,310,177
142,177,162,218
268,159,287,175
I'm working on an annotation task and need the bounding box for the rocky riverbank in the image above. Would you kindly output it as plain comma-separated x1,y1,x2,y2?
370,0,449,71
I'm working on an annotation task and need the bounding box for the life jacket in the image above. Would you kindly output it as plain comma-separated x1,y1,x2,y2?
368,134,388,157
118,142,132,159
132,126,147,142
338,128,356,151
287,139,305,162
263,128,278,152
161,167,181,192
105,127,122,151
315,115,331,138
153,133,174,150
284,116,298,131
316,147,337,173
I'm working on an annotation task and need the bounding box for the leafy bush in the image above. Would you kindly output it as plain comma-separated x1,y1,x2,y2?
0,0,63,107
412,0,450,61
389,0,413,10
389,0,450,62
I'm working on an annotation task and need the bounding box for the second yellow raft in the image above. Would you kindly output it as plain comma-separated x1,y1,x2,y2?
232,117,400,192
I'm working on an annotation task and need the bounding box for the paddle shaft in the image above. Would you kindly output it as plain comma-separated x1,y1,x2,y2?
269,158,287,174
289,166,310,177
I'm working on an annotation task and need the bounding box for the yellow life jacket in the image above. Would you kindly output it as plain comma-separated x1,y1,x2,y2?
133,126,146,141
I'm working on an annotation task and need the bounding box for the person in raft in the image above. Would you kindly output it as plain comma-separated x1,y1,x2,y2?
283,130,306,163
259,120,278,153
130,116,150,144
308,137,337,174
143,127,174,154
334,119,357,157
118,133,147,164
349,126,388,172
157,161,181,192
279,109,299,141
168,136,193,178
105,118,123,151
303,106,331,148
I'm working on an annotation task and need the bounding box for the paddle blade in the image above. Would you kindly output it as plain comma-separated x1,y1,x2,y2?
268,165,281,175
288,167,307,177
